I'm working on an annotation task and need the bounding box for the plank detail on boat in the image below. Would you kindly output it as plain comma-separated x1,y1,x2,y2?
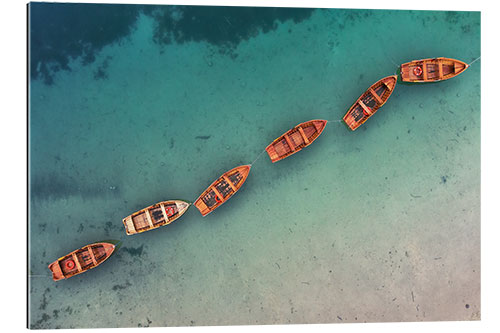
284,134,295,152
194,165,251,216
160,203,170,222
48,242,117,281
400,57,469,82
87,246,98,266
72,253,82,272
369,87,383,104
342,75,397,131
122,200,190,235
265,120,327,163
298,127,310,144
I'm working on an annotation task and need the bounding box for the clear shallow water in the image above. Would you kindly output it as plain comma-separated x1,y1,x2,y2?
28,4,480,328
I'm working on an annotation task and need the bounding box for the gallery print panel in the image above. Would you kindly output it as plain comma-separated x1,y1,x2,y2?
28,2,480,328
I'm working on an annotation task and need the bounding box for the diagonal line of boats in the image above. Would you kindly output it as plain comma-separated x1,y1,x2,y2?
47,56,475,280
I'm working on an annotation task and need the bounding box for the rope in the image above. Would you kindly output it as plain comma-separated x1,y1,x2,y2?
250,148,267,166
383,51,400,76
469,56,481,66
394,65,400,76
386,55,400,70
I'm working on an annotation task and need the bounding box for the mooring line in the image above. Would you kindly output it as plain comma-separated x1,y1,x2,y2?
250,148,267,166
394,65,401,76
388,55,399,68
469,56,481,66
28,275,51,278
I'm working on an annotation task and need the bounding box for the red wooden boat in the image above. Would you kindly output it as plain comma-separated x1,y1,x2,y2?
48,242,116,281
343,75,397,131
194,165,251,216
400,57,469,82
265,120,327,163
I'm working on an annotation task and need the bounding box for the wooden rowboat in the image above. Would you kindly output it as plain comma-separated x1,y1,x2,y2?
48,242,116,281
343,75,397,131
400,57,468,82
122,200,190,235
194,165,251,216
265,120,327,163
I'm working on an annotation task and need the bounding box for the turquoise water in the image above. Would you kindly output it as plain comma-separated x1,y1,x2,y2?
28,4,480,328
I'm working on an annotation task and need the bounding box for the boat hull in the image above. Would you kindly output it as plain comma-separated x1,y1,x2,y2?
265,120,327,163
48,242,116,281
400,57,469,82
194,165,251,216
343,75,397,131
122,199,190,235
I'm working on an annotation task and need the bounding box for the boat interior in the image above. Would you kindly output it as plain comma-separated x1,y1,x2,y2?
60,244,107,277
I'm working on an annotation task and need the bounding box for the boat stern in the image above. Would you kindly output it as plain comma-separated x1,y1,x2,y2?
194,198,211,216
122,216,136,235
342,111,359,131
400,62,411,82
48,261,64,281
265,144,279,163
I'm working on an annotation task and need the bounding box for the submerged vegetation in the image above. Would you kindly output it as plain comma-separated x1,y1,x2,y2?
29,3,141,84
150,6,314,54
29,3,314,84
